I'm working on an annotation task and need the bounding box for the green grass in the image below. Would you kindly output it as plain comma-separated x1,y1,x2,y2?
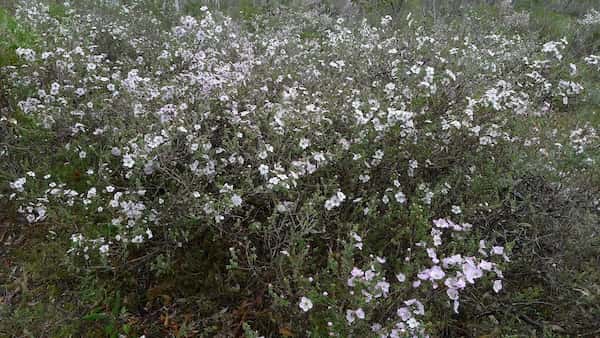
0,7,38,67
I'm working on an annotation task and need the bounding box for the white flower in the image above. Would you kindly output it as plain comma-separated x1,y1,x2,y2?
569,63,577,76
50,82,60,95
451,205,462,214
395,191,406,204
429,265,445,280
16,48,35,61
123,154,135,168
446,288,459,300
453,300,460,313
375,281,390,297
463,259,483,284
493,279,503,293
99,244,109,254
258,164,269,176
299,138,311,149
148,135,164,149
381,15,392,26
10,177,26,192
299,296,313,312
231,194,243,207
324,190,346,210
491,246,504,255
346,309,356,324
385,82,396,92
397,307,410,321
382,195,389,204
351,267,364,278
87,187,97,199
479,260,493,271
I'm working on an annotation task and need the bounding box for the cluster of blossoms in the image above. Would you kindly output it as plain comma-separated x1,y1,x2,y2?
2,1,598,336
578,8,600,26
569,124,598,155
297,217,507,337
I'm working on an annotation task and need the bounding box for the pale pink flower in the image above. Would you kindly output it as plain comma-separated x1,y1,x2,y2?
493,279,503,293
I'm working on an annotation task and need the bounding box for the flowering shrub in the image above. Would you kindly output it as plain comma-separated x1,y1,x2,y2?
579,8,600,25
1,0,599,336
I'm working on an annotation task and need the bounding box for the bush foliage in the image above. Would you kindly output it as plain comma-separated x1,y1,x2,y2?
1,0,599,337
